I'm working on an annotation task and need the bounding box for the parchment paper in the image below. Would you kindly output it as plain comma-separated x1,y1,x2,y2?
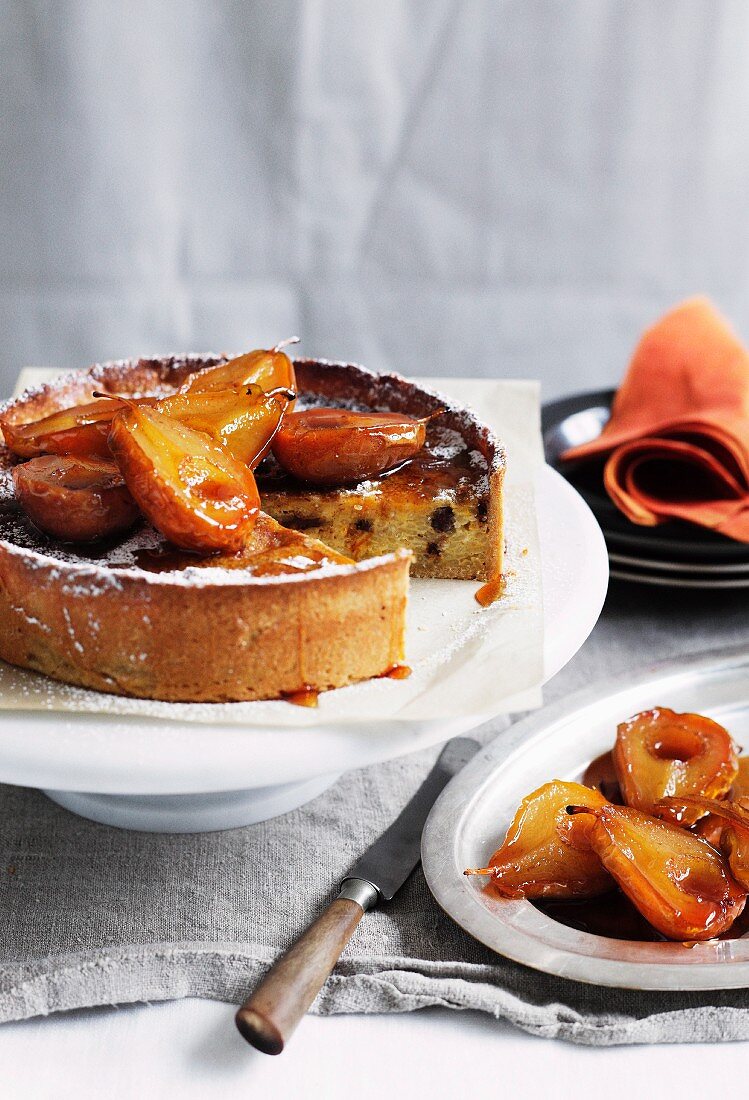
0,373,543,725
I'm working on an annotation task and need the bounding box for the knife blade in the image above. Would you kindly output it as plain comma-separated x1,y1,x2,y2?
235,736,480,1054
343,735,481,901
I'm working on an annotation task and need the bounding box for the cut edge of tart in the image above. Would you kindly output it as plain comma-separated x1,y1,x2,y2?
0,354,505,704
260,358,505,585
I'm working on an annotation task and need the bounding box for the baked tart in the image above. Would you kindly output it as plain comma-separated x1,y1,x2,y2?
0,350,505,704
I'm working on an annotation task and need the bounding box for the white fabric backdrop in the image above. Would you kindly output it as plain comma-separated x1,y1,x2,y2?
3,0,749,396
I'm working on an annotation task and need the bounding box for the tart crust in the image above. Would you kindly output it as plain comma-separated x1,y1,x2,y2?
0,355,503,703
0,518,411,703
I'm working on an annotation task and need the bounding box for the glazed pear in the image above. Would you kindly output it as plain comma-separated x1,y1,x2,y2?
693,813,726,848
157,386,294,468
1,396,157,460
661,795,749,893
108,403,260,553
724,826,749,895
184,341,297,398
568,802,746,940
12,454,139,542
272,407,439,486
464,781,611,900
614,708,738,825
732,757,749,800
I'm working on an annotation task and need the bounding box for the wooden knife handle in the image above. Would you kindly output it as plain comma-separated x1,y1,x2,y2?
235,881,377,1054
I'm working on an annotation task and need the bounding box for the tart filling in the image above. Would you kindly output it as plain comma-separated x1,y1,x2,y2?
258,357,504,583
258,423,493,580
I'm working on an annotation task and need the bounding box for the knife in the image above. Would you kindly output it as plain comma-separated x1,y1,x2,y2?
235,736,480,1054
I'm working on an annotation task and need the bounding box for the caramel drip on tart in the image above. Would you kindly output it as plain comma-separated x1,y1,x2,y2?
475,572,507,607
379,663,412,680
282,685,320,708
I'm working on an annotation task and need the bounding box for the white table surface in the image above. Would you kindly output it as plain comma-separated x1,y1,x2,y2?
0,999,744,1098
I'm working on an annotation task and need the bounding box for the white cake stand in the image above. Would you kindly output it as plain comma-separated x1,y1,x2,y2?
1,466,607,831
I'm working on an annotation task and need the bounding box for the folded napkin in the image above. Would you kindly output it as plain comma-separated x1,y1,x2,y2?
564,298,749,540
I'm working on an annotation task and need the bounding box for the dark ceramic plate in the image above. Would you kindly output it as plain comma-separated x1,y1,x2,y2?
542,389,749,566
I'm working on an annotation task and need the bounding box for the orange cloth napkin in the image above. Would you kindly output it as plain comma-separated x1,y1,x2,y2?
563,298,749,541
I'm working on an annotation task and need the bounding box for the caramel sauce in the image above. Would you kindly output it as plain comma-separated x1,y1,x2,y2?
241,547,348,577
133,541,347,578
582,750,623,804
0,495,354,578
282,684,319,708
475,573,507,607
130,544,206,572
483,871,749,943
534,890,749,943
534,891,666,942
379,663,412,680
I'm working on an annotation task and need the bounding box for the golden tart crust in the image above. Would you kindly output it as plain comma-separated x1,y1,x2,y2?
0,355,503,703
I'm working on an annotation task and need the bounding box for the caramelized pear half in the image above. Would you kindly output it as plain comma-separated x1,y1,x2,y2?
732,757,749,800
660,795,749,893
12,454,140,542
724,826,749,895
1,396,157,460
693,813,726,848
272,407,436,487
614,708,738,825
184,344,296,398
157,386,294,468
464,781,611,900
109,404,260,553
569,802,745,941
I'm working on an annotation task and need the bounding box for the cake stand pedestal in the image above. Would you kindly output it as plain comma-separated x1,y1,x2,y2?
43,772,342,832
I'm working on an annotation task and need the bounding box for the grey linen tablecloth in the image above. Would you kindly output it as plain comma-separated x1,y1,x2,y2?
2,581,749,1045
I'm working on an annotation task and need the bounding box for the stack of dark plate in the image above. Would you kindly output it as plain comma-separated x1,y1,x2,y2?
543,390,749,589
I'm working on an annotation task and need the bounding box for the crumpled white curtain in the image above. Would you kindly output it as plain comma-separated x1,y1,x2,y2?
2,0,749,396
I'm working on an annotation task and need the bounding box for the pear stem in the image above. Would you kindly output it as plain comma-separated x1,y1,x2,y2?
91,390,138,411
463,866,495,877
273,336,300,352
566,805,596,816
263,387,297,402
